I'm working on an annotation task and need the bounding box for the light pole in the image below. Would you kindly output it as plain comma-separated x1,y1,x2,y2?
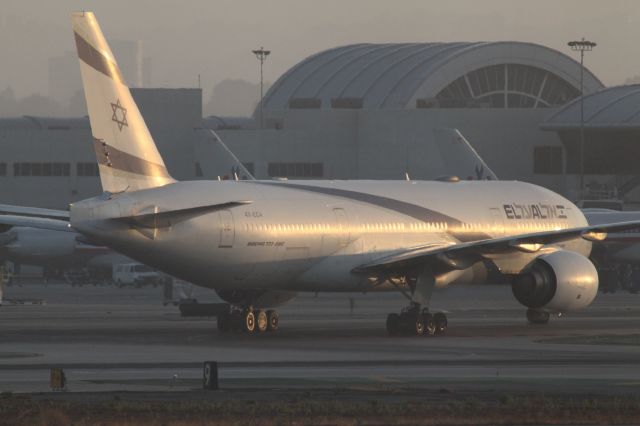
252,47,270,129
568,38,596,200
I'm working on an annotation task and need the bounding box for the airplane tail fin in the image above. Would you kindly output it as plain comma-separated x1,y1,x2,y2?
433,128,499,180
72,12,175,193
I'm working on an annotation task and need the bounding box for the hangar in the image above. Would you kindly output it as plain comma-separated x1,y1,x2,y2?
218,41,605,199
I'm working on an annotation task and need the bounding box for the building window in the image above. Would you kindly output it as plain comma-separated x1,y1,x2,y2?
14,162,70,177
435,63,580,109
77,162,99,176
268,162,323,178
534,146,563,174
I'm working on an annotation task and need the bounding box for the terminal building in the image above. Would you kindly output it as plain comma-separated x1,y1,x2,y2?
3,40,639,210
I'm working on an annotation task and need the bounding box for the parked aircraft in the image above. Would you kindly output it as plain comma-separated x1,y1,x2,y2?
3,12,640,336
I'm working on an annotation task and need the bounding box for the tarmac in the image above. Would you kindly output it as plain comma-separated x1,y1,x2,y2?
2,281,640,397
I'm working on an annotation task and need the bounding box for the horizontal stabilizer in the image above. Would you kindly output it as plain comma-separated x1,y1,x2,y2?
0,203,69,220
0,215,73,233
115,201,252,229
354,219,640,274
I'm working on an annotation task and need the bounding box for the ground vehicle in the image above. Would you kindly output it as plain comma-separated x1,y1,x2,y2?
113,263,160,287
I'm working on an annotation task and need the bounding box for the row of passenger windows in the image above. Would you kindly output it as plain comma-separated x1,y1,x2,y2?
241,221,567,233
9,162,99,177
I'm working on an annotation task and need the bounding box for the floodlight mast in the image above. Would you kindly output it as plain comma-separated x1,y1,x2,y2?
568,38,596,200
252,47,271,129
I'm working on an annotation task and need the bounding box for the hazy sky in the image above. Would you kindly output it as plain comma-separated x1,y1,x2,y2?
2,0,639,99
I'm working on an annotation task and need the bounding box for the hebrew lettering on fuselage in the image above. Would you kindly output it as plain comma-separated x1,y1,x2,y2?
503,203,567,220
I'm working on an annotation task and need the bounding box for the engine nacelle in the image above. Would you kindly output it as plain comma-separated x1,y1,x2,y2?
215,289,297,308
512,250,598,312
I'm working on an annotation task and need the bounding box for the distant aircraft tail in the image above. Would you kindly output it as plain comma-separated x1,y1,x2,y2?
433,128,499,180
71,12,175,193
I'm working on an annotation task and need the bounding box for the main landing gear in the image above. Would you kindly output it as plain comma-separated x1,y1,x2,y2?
386,304,448,336
217,307,279,334
386,265,448,337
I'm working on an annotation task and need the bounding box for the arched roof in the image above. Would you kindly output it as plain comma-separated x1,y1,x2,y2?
541,85,640,130
262,42,604,111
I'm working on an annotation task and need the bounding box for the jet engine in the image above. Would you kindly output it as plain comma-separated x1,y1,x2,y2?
512,250,598,312
215,289,297,308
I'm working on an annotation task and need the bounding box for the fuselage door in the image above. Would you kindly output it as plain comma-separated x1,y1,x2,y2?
218,210,235,248
333,208,350,246
489,207,505,237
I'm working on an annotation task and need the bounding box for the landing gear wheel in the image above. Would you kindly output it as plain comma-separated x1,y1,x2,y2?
413,315,425,335
243,310,256,333
433,312,448,335
386,313,400,336
526,308,550,325
422,312,436,336
256,310,268,332
266,310,279,332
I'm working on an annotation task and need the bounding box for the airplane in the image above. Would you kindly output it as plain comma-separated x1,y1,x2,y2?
433,128,640,293
4,11,640,336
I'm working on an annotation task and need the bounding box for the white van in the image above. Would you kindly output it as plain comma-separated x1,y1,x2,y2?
113,263,160,287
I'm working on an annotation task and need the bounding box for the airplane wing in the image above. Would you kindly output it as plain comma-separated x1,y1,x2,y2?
0,203,69,220
353,220,640,273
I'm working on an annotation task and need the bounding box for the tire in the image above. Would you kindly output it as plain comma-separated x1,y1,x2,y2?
256,310,268,332
414,315,425,335
386,313,400,336
422,313,436,336
433,313,448,335
243,310,256,333
266,310,279,332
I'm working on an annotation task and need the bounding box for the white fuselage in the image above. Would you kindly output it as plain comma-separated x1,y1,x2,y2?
69,179,591,292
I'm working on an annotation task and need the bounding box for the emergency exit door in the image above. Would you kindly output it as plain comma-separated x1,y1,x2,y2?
218,210,235,248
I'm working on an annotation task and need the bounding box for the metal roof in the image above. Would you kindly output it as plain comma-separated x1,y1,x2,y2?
541,85,640,130
262,42,603,111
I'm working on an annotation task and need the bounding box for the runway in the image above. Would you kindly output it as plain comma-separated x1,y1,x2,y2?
2,281,640,396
